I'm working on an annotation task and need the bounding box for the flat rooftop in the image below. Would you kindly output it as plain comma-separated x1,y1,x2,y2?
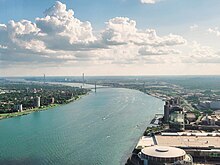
156,135,220,149
136,133,220,150
135,136,154,149
141,145,186,158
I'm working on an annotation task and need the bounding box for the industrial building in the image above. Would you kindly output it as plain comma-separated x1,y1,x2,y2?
198,100,220,110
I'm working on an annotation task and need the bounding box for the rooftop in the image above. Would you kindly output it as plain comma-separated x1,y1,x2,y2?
156,135,220,149
136,133,220,150
135,136,154,149
141,145,186,158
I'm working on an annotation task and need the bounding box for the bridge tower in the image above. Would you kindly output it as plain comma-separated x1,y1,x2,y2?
82,73,85,86
43,74,45,85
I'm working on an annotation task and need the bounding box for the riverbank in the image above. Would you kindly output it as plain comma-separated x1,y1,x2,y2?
0,86,164,165
0,94,87,120
0,104,59,120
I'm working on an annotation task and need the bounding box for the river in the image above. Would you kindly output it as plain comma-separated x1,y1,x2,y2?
0,87,163,165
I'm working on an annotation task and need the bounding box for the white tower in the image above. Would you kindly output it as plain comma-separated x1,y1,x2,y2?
36,97,41,107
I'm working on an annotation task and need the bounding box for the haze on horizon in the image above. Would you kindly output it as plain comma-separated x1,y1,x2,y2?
0,0,220,76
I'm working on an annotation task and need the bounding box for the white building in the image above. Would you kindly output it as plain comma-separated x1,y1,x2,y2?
36,97,40,107
14,104,23,112
138,145,193,165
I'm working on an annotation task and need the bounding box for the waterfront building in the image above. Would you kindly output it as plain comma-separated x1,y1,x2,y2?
18,104,23,112
163,98,185,131
138,145,193,165
135,133,220,164
163,98,182,124
14,104,23,112
169,106,185,131
51,97,55,104
36,97,40,107
163,101,170,123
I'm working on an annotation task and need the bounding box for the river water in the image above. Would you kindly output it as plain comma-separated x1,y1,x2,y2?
0,87,163,165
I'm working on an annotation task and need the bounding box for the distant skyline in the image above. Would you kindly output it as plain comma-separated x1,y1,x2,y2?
0,0,220,76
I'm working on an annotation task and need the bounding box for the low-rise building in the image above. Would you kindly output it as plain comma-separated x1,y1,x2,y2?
138,145,192,165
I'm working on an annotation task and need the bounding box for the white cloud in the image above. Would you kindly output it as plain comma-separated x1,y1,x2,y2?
190,24,198,31
36,1,96,48
0,44,7,49
208,27,220,37
140,0,161,4
102,17,186,47
7,20,48,52
191,41,214,56
139,46,180,56
1,1,219,71
102,17,137,45
0,1,98,64
181,41,220,64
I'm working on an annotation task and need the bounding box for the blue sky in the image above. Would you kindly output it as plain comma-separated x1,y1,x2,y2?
1,0,220,30
0,0,220,76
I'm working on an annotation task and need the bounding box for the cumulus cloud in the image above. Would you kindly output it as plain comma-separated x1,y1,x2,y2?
0,1,98,65
36,1,96,45
208,27,220,37
102,17,186,47
191,41,214,56
2,1,218,68
140,0,161,4
101,17,185,60
181,41,220,64
102,17,137,45
35,1,97,52
8,20,47,52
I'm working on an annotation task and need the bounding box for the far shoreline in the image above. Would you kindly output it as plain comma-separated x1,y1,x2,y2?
0,93,88,121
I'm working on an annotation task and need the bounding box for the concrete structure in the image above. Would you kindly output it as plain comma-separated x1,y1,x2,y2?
156,133,220,163
156,133,220,149
82,73,85,86
136,136,155,150
164,101,170,123
18,104,23,112
163,98,183,125
138,145,192,165
14,104,23,112
36,97,40,107
51,97,55,104
169,106,185,131
136,133,220,164
200,114,220,126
